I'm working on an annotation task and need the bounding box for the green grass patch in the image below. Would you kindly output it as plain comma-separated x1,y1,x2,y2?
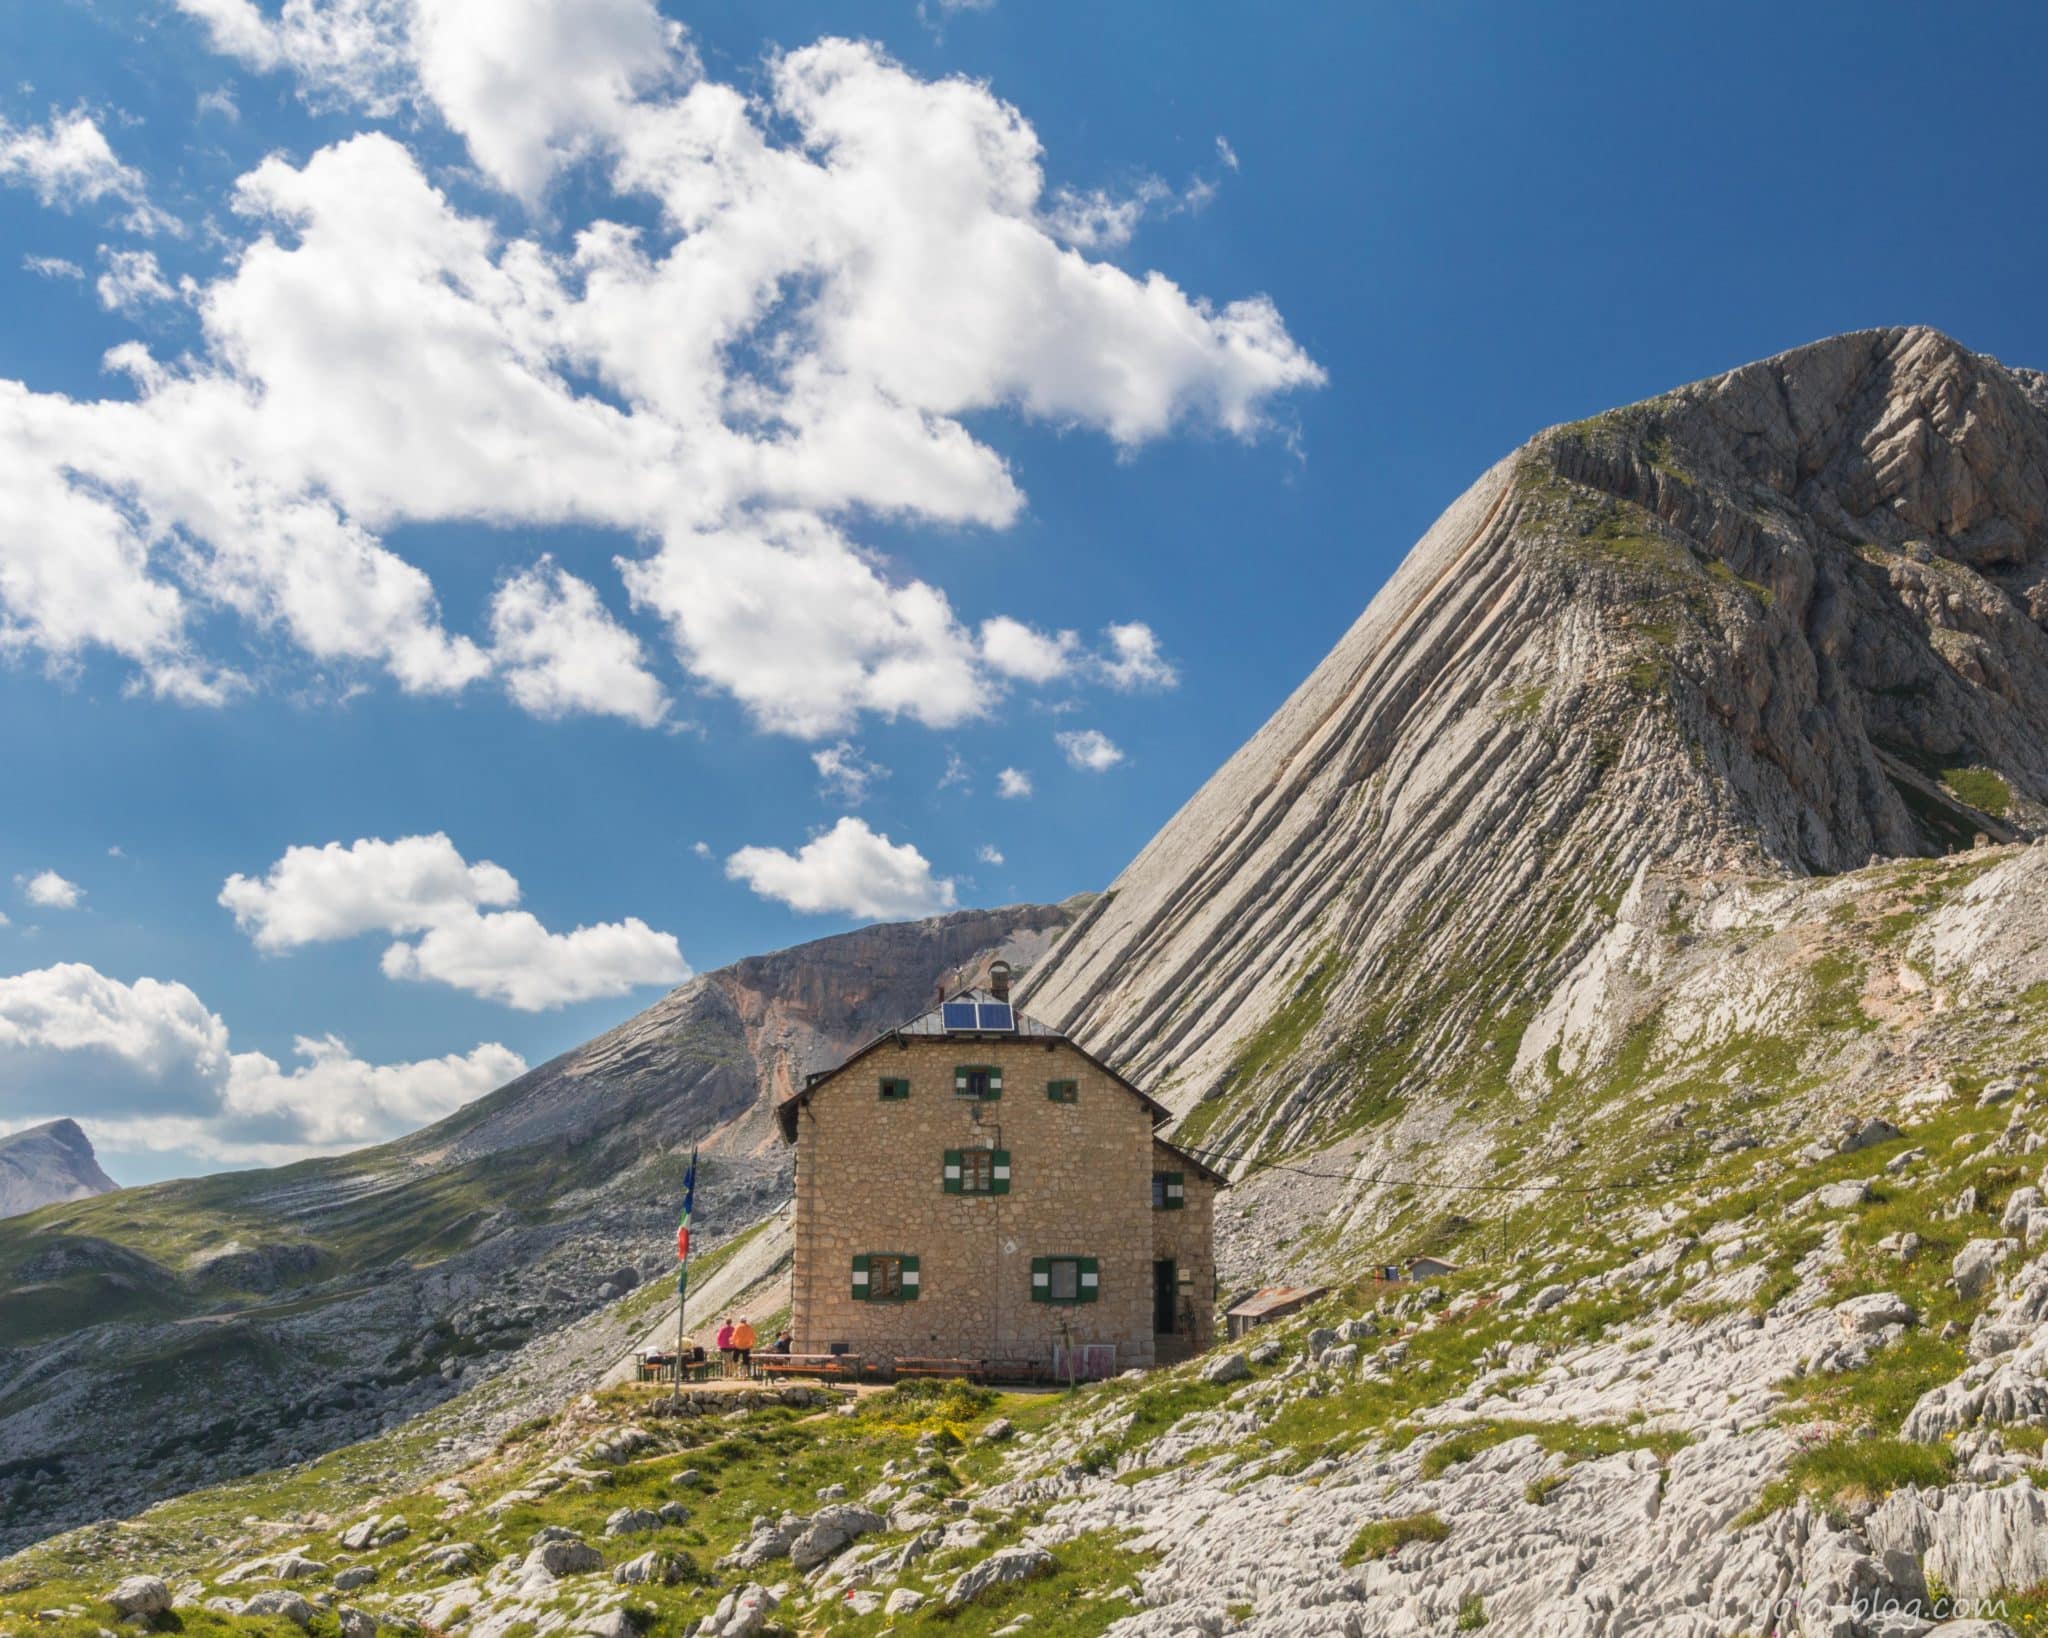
1738,1435,1953,1527
1341,1512,1448,1566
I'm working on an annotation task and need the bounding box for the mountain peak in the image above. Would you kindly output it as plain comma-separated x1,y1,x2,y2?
0,1117,118,1219
1022,327,2047,1152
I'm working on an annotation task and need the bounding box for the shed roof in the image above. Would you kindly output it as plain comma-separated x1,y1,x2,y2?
773,987,1172,1142
1224,1285,1331,1320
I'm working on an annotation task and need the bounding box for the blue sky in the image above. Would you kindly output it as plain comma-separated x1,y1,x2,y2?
4,0,2047,1184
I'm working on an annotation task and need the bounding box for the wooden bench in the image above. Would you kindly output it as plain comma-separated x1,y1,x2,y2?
760,1353,861,1381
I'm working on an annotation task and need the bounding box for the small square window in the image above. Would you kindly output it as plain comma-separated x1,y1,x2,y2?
879,1077,910,1101
959,1067,991,1098
869,1254,905,1299
1047,1079,1077,1104
1047,1258,1080,1302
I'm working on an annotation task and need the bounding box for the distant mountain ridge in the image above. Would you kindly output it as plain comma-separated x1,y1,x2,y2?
0,1120,116,1220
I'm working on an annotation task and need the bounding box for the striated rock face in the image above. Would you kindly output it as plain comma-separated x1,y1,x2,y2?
1021,327,2048,1156
0,1119,117,1219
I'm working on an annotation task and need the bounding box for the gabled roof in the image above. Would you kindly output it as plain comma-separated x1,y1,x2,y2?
1151,1135,1232,1190
774,987,1170,1141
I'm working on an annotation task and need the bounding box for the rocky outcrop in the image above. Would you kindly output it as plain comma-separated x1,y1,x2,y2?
1021,328,2048,1160
0,1119,116,1219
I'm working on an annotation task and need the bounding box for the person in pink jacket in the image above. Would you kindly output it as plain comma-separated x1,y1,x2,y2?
715,1319,735,1376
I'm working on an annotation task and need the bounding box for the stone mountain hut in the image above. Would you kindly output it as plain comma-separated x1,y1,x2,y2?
775,966,1226,1374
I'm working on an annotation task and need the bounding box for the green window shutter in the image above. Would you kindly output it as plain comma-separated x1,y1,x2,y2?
943,1149,963,1194
852,1253,870,1302
954,1065,970,1095
1078,1256,1100,1303
1163,1172,1185,1210
991,1149,1011,1195
1030,1255,1050,1303
879,1077,908,1101
985,1064,1002,1100
900,1254,920,1302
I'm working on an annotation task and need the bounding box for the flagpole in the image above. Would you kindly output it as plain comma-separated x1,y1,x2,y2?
673,1146,698,1401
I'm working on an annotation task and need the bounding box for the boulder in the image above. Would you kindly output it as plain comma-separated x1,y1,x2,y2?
532,1538,604,1577
273,1553,327,1581
1319,1343,1360,1371
108,1577,170,1619
1841,1117,1904,1153
1305,1327,1338,1357
945,1545,1055,1609
788,1504,885,1570
583,1609,637,1638
2002,1187,2045,1234
884,1588,926,1614
337,1608,376,1638
699,1583,777,1638
976,1418,1014,1444
1952,1239,2019,1300
1247,1337,1283,1366
603,1507,662,1536
1199,1352,1250,1386
1530,1283,1569,1313
614,1551,689,1587
333,1568,377,1592
1835,1292,1917,1336
239,1591,315,1628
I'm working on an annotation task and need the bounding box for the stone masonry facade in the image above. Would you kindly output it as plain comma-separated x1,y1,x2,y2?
783,1029,1219,1370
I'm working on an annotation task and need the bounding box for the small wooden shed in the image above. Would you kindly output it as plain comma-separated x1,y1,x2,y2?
1223,1285,1330,1339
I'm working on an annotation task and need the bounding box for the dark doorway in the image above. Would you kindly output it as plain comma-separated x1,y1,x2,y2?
1153,1258,1177,1334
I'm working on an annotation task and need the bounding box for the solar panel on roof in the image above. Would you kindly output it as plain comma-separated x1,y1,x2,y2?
941,1001,980,1031
976,1002,1014,1031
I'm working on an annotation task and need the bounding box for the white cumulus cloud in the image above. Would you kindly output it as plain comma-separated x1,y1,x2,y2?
996,767,1033,799
1097,621,1178,691
489,557,670,727
812,741,888,806
726,817,958,920
220,833,687,1009
2,9,1320,744
96,248,179,314
0,110,158,225
19,870,83,909
980,616,1079,684
1056,728,1124,772
0,961,522,1164
977,843,1004,865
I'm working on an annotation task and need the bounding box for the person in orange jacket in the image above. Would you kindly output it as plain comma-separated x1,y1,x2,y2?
729,1315,757,1376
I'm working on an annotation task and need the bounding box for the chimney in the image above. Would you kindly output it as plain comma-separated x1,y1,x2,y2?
988,960,1012,1002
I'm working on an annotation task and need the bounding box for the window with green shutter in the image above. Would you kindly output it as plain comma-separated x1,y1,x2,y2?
878,1076,910,1101
1046,1079,1077,1104
853,1252,918,1302
944,1148,1010,1194
953,1064,1002,1099
1029,1255,1098,1304
1152,1172,1185,1210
